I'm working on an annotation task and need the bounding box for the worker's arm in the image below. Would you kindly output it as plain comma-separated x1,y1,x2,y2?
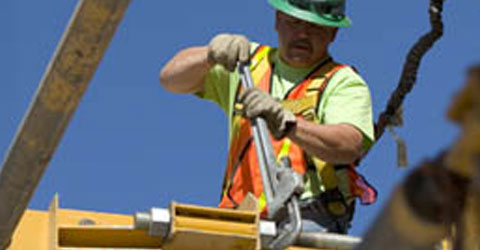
287,120,363,164
240,87,367,164
160,34,250,94
160,46,211,94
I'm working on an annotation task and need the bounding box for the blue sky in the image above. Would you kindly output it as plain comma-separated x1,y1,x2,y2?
1,0,479,237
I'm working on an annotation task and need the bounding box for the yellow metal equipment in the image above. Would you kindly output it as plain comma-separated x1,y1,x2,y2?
9,195,159,250
165,203,260,250
9,195,341,250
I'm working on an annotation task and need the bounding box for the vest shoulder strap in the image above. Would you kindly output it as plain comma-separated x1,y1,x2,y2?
311,63,350,118
233,45,275,112
250,45,273,71
281,63,350,121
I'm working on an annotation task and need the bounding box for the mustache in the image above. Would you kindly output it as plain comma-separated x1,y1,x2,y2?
288,39,313,50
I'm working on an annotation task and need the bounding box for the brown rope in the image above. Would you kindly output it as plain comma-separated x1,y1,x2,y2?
375,0,446,141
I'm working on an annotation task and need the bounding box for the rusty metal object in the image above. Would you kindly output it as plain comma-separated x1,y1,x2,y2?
447,66,480,250
358,65,480,250
356,158,468,250
446,66,480,178
404,157,469,226
0,0,131,249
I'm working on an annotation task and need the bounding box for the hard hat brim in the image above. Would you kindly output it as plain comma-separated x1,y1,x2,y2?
268,0,352,28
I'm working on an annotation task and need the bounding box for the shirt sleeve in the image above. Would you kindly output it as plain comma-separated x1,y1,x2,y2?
319,67,375,150
195,65,233,114
195,42,261,116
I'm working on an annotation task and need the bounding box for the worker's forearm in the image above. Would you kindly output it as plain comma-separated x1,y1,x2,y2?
160,46,211,94
287,119,364,164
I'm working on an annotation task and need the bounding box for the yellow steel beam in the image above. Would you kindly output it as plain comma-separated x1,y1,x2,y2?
8,211,49,250
11,196,352,249
9,195,164,249
49,195,161,249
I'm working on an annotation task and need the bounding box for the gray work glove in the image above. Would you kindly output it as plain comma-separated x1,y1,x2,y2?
207,34,250,72
239,87,297,139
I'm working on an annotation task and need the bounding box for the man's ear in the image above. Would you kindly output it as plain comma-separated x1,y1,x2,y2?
330,28,339,42
274,11,280,31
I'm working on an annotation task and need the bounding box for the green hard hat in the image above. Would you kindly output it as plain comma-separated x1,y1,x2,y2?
268,0,351,27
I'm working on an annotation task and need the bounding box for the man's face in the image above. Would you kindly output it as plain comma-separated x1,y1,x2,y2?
275,11,338,68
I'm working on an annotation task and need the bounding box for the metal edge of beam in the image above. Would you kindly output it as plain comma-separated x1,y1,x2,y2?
0,0,131,248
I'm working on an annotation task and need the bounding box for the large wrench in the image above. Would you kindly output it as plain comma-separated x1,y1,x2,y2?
238,63,303,249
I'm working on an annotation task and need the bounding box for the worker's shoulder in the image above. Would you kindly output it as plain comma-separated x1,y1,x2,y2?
322,62,371,97
330,62,368,87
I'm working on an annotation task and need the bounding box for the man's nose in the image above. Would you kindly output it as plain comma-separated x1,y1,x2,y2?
295,25,310,38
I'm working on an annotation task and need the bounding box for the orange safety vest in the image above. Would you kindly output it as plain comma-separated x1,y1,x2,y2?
219,45,377,216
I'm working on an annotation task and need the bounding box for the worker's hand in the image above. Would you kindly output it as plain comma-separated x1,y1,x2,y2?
239,88,297,139
207,34,250,72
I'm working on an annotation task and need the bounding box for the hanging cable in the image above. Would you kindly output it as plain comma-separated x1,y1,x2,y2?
375,0,446,140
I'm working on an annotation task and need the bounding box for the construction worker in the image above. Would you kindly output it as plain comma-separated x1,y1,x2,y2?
160,0,376,233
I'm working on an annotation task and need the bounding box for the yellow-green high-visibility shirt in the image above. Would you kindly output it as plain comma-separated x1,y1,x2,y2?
196,43,375,199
